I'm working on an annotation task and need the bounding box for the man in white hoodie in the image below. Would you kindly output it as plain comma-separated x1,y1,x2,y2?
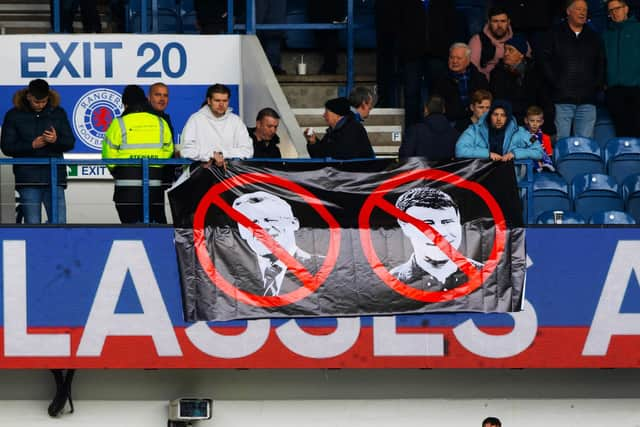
180,84,253,168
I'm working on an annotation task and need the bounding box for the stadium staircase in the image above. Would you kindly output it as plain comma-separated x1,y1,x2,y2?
0,0,109,34
278,50,404,158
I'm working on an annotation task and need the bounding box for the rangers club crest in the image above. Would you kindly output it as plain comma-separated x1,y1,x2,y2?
72,88,124,151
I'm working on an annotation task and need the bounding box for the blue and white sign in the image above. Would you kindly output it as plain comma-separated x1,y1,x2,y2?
0,35,242,155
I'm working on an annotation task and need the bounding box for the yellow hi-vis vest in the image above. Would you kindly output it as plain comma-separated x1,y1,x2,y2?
102,112,174,173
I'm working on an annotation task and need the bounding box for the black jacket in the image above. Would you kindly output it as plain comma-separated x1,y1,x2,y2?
376,0,457,62
1,88,75,188
248,127,282,159
491,0,562,32
399,113,460,160
433,64,490,123
539,22,606,105
307,114,375,159
490,59,556,135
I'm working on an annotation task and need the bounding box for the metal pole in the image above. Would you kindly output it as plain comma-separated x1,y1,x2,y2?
246,0,255,34
52,0,60,32
346,0,354,94
227,0,234,33
142,158,150,224
141,0,148,32
50,158,59,224
151,0,158,33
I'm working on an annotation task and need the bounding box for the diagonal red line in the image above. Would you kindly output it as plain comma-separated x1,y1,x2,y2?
374,197,481,279
208,193,315,287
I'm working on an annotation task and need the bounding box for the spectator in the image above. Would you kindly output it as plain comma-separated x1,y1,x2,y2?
195,0,228,34
491,0,563,50
603,0,640,137
109,0,125,32
308,1,343,74
490,34,555,135
433,43,490,127
147,82,174,139
456,89,493,132
374,0,401,107
482,417,502,427
0,79,74,224
399,95,460,160
102,85,174,224
256,0,287,75
180,84,253,167
305,97,374,159
348,86,376,123
51,0,101,33
248,107,282,158
540,0,605,139
524,105,555,172
469,6,521,80
456,99,544,161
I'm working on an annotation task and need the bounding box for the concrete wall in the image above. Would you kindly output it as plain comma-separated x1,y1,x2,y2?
1,369,640,426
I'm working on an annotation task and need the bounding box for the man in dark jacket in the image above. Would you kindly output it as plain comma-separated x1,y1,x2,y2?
248,107,282,158
604,0,640,136
382,0,458,127
490,34,555,135
399,95,460,160
433,42,490,127
539,0,606,139
0,79,75,224
305,97,375,159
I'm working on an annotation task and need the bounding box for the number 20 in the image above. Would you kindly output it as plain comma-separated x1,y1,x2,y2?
137,42,187,78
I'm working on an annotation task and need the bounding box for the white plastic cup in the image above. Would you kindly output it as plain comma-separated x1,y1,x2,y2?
553,210,564,224
297,63,307,75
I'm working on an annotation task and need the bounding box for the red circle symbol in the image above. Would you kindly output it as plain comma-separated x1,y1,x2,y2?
193,172,341,308
359,168,507,303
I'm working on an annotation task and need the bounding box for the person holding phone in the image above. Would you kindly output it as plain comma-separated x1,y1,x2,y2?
0,79,75,224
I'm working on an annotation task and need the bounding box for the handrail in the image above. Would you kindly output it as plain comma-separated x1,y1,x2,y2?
0,158,534,225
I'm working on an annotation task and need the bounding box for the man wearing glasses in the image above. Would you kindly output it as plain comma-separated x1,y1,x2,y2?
604,0,640,137
231,191,321,297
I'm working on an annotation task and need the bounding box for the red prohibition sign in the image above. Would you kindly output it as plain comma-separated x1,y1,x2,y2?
359,168,507,303
193,172,341,308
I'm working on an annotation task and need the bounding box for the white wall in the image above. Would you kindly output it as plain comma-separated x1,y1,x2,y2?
1,369,640,426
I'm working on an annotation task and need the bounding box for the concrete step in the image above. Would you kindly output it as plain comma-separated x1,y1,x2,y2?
0,0,109,34
280,49,376,76
293,107,404,158
279,75,376,108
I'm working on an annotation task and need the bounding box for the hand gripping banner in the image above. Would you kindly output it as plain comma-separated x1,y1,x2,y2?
169,158,526,321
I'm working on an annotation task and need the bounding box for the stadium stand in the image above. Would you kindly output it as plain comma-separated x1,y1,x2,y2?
554,137,605,185
589,210,637,225
532,172,571,223
571,173,624,220
536,210,586,225
604,137,640,185
622,173,640,222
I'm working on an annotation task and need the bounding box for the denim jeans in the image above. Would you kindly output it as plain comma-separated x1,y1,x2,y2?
554,103,597,139
18,186,67,224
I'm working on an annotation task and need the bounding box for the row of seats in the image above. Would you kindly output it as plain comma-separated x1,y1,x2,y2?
536,209,636,225
532,172,640,223
554,137,640,185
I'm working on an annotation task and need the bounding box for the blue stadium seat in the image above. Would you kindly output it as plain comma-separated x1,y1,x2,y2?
532,172,571,222
554,137,605,184
572,173,624,220
536,210,586,225
589,210,637,225
604,137,640,184
622,173,640,222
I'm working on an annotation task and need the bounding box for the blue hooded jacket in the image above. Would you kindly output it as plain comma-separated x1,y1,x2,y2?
455,100,544,160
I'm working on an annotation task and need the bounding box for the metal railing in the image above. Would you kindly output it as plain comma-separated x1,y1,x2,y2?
49,0,358,94
0,158,535,225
